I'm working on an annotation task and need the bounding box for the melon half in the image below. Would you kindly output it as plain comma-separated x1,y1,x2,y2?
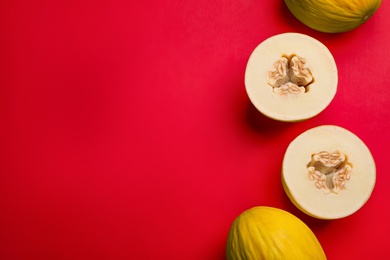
282,125,376,219
245,33,337,121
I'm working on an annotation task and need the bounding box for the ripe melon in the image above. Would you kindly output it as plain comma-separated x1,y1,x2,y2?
284,0,382,33
226,206,326,260
282,125,376,219
245,33,337,122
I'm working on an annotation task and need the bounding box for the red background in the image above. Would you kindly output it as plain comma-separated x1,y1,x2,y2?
1,1,389,259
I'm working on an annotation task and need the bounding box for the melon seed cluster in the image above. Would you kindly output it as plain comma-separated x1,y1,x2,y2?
268,55,313,95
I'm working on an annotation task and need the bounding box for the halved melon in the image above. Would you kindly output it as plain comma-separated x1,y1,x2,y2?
245,33,337,122
282,125,376,219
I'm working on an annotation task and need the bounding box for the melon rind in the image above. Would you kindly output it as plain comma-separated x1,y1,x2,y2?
284,0,382,33
226,206,326,260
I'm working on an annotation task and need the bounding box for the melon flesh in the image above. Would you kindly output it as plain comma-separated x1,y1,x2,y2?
282,125,376,219
245,33,337,122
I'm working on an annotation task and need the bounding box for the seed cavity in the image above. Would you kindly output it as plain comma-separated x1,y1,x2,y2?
306,151,352,194
268,54,314,95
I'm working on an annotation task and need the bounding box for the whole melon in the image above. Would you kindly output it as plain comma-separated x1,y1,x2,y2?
226,206,326,260
284,0,382,33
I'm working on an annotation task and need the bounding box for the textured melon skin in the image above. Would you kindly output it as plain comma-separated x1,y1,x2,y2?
226,207,326,260
284,0,382,33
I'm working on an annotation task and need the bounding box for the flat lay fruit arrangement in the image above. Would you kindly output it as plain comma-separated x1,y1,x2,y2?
1,0,389,259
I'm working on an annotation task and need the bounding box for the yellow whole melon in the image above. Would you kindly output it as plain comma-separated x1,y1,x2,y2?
284,0,382,33
226,206,326,260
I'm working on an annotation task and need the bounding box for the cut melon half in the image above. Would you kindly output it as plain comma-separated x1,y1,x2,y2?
245,33,338,122
282,125,376,219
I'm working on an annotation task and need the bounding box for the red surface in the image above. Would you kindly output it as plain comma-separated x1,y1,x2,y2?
1,1,389,259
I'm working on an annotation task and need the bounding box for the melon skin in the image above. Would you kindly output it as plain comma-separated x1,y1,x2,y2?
284,0,382,33
226,206,326,260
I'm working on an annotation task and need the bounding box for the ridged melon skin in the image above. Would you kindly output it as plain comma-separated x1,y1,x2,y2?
226,207,326,260
284,0,382,33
